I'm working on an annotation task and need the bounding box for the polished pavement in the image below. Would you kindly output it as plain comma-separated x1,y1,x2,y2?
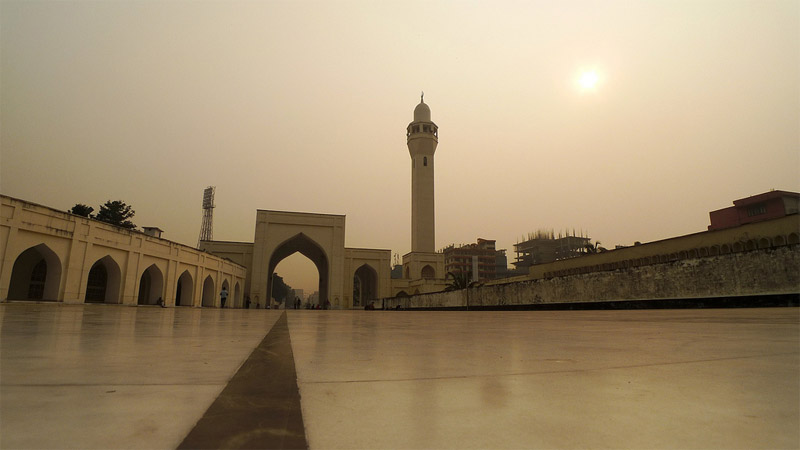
1,304,798,449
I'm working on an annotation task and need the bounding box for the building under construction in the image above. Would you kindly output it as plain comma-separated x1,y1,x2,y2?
513,229,591,269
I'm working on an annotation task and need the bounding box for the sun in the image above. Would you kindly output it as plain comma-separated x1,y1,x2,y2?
577,70,600,91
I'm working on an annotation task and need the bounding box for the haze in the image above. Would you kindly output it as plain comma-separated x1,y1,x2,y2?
2,0,798,294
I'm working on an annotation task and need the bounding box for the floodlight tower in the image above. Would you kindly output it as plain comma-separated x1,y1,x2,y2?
198,186,215,246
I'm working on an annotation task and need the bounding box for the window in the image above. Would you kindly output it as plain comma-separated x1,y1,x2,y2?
423,157,427,166
747,204,766,217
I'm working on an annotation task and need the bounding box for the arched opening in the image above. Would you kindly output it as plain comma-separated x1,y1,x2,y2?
220,279,230,308
720,244,731,254
688,249,698,259
8,244,62,301
421,265,435,279
201,275,215,307
732,242,744,252
395,290,408,298
268,233,329,309
788,233,799,245
404,266,410,279
85,256,121,304
137,264,164,305
233,282,241,308
709,245,720,256
699,247,709,257
353,264,378,307
745,240,756,251
774,235,786,246
757,238,770,249
175,270,193,306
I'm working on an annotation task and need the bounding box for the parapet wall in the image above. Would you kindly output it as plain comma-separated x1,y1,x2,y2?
384,245,800,309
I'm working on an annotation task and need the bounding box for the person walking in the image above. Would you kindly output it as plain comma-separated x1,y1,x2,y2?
220,287,228,308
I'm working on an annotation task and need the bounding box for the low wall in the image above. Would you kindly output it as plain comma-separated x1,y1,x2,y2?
384,245,800,310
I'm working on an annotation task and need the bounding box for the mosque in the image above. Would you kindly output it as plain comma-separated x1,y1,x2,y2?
199,95,447,308
0,96,447,308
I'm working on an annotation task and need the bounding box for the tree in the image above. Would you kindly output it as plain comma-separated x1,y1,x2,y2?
95,200,136,229
271,273,290,304
445,271,478,291
70,204,94,218
584,241,607,254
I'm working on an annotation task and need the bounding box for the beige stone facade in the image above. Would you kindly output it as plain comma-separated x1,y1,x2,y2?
1,195,247,307
201,210,393,309
400,95,446,295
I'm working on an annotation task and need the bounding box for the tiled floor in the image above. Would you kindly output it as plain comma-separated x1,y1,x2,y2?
1,304,798,449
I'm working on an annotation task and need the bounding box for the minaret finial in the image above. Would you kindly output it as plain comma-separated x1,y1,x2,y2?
421,91,424,103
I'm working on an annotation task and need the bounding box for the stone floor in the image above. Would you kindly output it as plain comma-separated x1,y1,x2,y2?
1,304,798,449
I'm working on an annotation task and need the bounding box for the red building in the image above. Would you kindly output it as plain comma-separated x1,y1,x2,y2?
440,238,505,281
709,190,800,231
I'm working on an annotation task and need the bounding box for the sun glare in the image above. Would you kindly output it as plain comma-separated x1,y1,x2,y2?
578,70,600,91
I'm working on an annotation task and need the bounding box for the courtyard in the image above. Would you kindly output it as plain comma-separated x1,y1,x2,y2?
1,304,798,449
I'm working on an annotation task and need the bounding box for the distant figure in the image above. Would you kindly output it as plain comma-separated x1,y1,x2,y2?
219,287,228,308
157,297,166,308
324,299,331,310
245,296,251,309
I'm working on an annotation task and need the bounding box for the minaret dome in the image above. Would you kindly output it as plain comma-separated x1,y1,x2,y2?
413,100,431,122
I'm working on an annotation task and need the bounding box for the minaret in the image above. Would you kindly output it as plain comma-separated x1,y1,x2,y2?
407,93,438,253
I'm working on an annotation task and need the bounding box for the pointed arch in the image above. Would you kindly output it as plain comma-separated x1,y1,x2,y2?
85,255,121,304
175,270,193,306
421,264,435,279
268,233,329,308
7,244,62,301
201,275,215,307
353,263,378,307
137,264,164,305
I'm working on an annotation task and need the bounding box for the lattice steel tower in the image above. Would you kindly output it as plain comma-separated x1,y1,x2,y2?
198,186,215,246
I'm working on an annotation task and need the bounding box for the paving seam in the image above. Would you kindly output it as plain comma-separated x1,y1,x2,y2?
178,312,307,449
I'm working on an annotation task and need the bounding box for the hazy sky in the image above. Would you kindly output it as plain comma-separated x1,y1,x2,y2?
2,0,798,294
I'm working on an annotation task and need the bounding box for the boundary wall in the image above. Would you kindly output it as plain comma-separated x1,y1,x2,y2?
385,230,800,310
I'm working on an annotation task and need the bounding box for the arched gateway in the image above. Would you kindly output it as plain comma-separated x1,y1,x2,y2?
250,211,343,309
201,210,393,309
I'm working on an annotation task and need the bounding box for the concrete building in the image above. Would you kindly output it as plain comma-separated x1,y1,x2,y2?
709,190,800,231
441,238,506,281
0,195,247,307
513,230,591,269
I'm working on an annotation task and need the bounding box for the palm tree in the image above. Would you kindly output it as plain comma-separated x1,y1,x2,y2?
584,241,607,254
445,271,479,291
